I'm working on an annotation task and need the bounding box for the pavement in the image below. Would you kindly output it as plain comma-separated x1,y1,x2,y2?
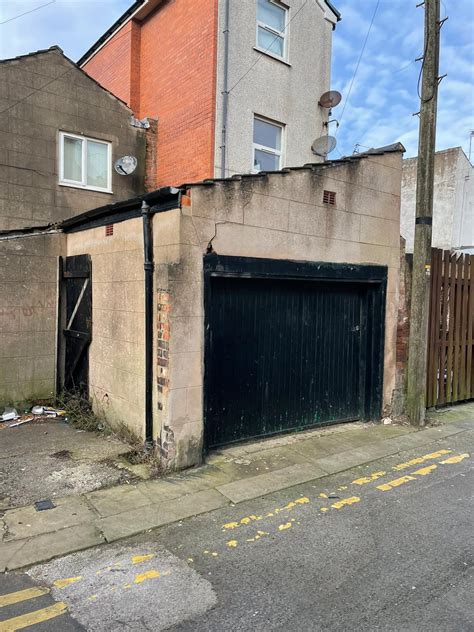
0,409,470,631
0,420,135,509
1,403,472,576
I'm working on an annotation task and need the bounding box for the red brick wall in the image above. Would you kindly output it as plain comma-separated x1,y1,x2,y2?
83,21,136,106
82,0,218,187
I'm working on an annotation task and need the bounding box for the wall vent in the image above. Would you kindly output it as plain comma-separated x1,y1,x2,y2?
105,224,114,236
323,190,336,205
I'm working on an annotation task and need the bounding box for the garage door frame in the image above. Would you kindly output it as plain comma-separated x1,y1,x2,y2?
203,254,388,450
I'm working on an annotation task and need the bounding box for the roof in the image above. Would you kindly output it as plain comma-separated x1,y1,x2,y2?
78,0,341,67
0,143,404,238
0,46,132,110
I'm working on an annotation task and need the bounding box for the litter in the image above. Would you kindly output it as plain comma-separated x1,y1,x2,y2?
35,499,56,511
32,405,44,415
1,407,19,422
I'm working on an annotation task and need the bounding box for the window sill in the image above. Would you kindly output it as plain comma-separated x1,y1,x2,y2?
59,181,113,195
253,47,291,67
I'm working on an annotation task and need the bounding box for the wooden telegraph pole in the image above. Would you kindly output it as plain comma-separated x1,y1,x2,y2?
406,0,441,425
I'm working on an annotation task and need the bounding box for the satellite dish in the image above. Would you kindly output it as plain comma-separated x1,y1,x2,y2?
114,155,138,175
311,135,337,157
318,90,342,109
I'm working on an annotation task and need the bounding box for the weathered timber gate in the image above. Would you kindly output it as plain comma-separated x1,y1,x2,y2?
427,249,474,407
204,255,387,450
57,254,92,395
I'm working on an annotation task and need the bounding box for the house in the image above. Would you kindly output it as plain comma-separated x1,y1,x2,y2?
0,143,404,470
79,0,341,187
0,46,154,232
401,147,474,254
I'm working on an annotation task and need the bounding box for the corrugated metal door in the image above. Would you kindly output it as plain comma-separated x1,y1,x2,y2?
205,275,368,449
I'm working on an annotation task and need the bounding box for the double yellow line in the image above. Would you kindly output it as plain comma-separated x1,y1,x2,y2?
0,587,67,631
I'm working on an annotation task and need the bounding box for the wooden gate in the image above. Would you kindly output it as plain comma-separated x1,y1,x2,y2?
58,254,92,395
427,249,474,407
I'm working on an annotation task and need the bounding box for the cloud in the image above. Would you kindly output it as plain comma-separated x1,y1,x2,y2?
331,0,474,158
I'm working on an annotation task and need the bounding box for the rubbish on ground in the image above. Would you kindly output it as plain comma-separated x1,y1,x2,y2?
32,405,44,415
35,499,56,511
1,407,19,422
383,417,392,425
9,414,34,428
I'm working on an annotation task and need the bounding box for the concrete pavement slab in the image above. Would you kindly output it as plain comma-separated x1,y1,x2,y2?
98,489,229,543
312,441,398,474
85,485,151,518
216,462,328,503
6,523,105,571
4,496,95,541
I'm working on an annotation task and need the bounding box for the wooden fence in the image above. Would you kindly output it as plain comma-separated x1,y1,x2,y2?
426,249,474,407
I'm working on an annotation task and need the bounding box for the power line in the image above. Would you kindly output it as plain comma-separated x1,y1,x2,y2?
0,0,56,25
336,0,380,134
227,0,309,95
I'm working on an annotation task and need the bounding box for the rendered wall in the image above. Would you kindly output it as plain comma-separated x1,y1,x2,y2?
401,147,474,253
0,232,65,405
214,0,337,177
0,49,146,231
156,151,403,470
66,219,146,439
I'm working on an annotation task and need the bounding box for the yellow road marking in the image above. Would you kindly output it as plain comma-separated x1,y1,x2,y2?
0,602,67,631
0,587,49,608
440,453,469,465
331,496,361,509
412,464,437,476
278,522,292,531
53,576,82,589
377,475,416,491
227,540,238,548
352,471,386,485
134,570,160,584
132,554,156,564
393,449,451,471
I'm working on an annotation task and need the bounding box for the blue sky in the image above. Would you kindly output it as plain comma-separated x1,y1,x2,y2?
1,0,473,159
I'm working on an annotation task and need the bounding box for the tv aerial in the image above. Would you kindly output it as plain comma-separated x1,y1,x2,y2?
311,135,337,158
114,155,138,175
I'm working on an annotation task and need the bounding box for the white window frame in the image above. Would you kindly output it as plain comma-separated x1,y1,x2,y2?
255,0,289,62
59,131,112,193
252,115,285,172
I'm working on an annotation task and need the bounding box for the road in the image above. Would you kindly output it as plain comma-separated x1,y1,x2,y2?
1,427,472,631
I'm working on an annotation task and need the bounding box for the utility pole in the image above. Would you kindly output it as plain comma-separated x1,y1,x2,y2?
406,0,441,426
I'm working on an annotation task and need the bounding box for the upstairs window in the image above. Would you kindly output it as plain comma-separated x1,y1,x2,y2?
59,132,112,193
253,116,284,172
256,0,288,60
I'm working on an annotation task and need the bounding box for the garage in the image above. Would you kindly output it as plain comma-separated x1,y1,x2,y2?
204,255,387,449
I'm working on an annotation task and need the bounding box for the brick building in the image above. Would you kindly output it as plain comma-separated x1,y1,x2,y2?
79,0,341,187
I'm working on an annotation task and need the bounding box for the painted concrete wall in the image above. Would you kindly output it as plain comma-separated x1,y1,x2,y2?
214,0,337,178
401,147,474,253
157,151,403,470
66,219,146,439
0,232,65,405
0,48,146,231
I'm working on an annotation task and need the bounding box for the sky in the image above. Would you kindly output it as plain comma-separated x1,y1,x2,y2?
1,0,473,160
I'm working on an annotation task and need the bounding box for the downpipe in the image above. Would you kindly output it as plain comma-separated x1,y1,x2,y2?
142,200,154,446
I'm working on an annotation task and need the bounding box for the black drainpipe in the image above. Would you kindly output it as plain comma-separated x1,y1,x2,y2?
141,200,154,446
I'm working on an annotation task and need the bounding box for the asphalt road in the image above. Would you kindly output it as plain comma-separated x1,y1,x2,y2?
4,427,473,631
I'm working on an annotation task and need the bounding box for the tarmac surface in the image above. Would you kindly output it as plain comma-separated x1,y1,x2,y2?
4,424,471,631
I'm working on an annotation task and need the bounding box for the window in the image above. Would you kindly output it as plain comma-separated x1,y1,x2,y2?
253,116,284,172
256,0,288,59
59,132,112,192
